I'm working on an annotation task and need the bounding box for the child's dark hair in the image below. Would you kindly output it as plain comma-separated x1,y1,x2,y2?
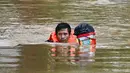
55,22,71,35
74,23,95,36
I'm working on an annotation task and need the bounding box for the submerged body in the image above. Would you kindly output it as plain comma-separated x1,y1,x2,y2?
49,23,96,64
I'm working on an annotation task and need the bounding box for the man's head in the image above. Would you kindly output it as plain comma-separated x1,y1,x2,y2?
55,22,71,42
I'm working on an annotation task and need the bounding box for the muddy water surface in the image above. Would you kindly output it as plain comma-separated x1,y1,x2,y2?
0,0,130,73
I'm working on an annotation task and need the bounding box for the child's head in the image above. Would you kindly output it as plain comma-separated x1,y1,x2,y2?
74,23,95,38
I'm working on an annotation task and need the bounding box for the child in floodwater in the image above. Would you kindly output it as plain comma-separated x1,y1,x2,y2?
74,23,96,57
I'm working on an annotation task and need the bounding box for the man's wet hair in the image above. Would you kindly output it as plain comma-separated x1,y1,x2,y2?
55,22,71,35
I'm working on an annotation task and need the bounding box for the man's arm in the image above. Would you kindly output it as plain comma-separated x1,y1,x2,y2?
45,33,53,42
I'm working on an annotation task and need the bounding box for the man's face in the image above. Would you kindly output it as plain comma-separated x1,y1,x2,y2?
57,28,70,43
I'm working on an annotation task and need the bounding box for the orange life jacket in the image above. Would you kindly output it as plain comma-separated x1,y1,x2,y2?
78,32,96,53
47,30,78,43
48,30,78,57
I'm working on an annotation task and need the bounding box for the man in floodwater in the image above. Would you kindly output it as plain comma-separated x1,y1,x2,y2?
46,22,77,43
46,22,78,59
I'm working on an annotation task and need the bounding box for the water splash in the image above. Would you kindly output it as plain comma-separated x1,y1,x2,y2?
94,0,116,5
94,0,128,5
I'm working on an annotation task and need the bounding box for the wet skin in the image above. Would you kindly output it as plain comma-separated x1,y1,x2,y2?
56,28,70,43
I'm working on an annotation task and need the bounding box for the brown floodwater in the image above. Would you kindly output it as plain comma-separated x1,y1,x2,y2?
0,0,130,73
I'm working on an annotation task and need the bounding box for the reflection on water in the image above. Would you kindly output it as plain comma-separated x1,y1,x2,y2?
0,0,130,73
0,44,130,73
18,44,96,73
50,45,95,66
